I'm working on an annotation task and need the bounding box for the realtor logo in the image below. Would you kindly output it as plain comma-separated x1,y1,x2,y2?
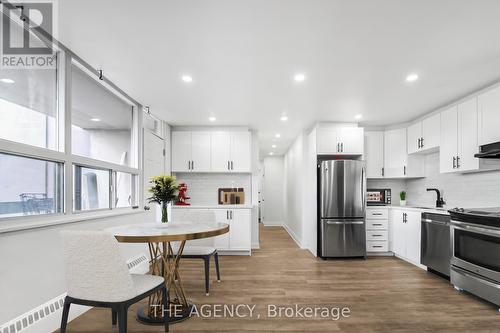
1,0,57,69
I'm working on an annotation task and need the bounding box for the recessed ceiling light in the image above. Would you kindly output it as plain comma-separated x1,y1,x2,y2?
0,78,14,84
209,116,216,122
355,114,363,120
269,152,274,156
280,115,288,122
406,73,419,82
293,73,306,82
275,133,281,138
272,144,277,148
181,75,193,83
90,118,101,122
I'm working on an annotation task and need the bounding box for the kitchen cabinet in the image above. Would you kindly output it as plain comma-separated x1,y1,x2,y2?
213,208,251,252
390,209,421,265
171,131,211,172
407,113,441,154
210,131,251,172
478,85,500,145
317,125,364,155
172,130,251,173
384,128,424,178
365,131,384,178
366,207,389,253
440,98,479,173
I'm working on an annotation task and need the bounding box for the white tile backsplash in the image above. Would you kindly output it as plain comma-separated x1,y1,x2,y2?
406,153,500,209
369,153,500,209
173,173,252,206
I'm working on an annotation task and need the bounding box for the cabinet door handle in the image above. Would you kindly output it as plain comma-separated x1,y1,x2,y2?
456,156,460,168
381,167,384,177
227,210,229,220
372,223,383,226
341,142,344,152
231,161,234,170
188,161,191,170
230,211,233,219
403,166,406,175
191,160,194,170
421,137,424,148
372,213,383,216
228,161,230,170
337,143,340,153
453,156,456,169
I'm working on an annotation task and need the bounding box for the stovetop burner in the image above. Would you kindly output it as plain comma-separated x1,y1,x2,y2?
449,207,500,227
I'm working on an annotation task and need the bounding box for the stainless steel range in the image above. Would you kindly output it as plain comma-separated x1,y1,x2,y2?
449,207,500,309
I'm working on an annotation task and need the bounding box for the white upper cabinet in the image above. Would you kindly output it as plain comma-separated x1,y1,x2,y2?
458,98,480,171
172,131,210,172
440,106,459,173
407,122,422,155
317,125,364,155
478,85,500,145
407,113,441,154
230,132,252,172
384,128,424,178
210,132,232,172
365,131,384,178
440,98,480,173
171,131,192,172
190,132,211,172
172,130,251,173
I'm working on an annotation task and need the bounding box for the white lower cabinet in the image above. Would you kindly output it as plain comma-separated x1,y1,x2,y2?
366,207,389,254
174,208,251,253
390,208,421,265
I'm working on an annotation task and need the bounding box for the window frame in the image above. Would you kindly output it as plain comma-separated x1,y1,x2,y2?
0,22,144,233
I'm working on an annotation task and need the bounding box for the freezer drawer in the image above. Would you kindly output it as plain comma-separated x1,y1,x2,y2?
320,219,366,257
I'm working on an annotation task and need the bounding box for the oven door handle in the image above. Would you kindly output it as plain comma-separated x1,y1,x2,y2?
451,220,500,237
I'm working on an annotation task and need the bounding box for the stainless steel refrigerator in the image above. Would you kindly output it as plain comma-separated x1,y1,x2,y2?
318,159,366,258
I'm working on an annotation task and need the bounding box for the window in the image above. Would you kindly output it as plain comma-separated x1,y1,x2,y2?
0,14,141,228
114,172,137,208
0,153,63,218
71,65,134,166
73,166,110,211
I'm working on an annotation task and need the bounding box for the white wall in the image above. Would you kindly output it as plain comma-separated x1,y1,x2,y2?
0,212,148,324
262,156,285,225
283,133,306,247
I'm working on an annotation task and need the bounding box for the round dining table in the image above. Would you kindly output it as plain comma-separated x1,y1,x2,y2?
107,221,229,324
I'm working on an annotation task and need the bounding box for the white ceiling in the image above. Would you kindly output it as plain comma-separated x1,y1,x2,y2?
58,0,500,156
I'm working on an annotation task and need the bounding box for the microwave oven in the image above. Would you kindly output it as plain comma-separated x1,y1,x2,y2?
367,189,391,206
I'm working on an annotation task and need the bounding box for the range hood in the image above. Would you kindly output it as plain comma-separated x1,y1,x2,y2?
475,142,500,159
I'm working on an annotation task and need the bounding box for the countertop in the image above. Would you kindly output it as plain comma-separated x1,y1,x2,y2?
172,204,253,209
367,205,450,215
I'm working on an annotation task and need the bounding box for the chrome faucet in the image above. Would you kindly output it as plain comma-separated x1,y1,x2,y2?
426,188,445,208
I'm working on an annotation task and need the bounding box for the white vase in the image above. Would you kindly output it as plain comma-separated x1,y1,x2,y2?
400,200,407,206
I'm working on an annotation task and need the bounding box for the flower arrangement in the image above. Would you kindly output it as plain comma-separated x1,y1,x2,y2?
147,175,179,223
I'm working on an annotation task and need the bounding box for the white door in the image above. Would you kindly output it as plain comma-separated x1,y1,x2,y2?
231,132,251,172
191,132,211,172
440,106,458,173
391,209,406,257
213,209,230,250
405,211,422,264
317,127,339,154
458,97,479,172
338,127,364,154
143,130,165,221
171,131,191,172
211,132,232,172
364,131,384,178
230,209,251,250
478,86,500,145
384,128,407,178
407,122,422,154
422,113,441,150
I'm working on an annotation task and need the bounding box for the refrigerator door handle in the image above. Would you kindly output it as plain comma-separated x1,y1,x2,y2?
324,220,365,225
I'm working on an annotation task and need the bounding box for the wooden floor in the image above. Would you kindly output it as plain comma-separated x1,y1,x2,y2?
59,225,500,332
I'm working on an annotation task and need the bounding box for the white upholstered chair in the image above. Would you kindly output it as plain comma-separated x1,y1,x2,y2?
60,230,168,333
172,210,221,295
